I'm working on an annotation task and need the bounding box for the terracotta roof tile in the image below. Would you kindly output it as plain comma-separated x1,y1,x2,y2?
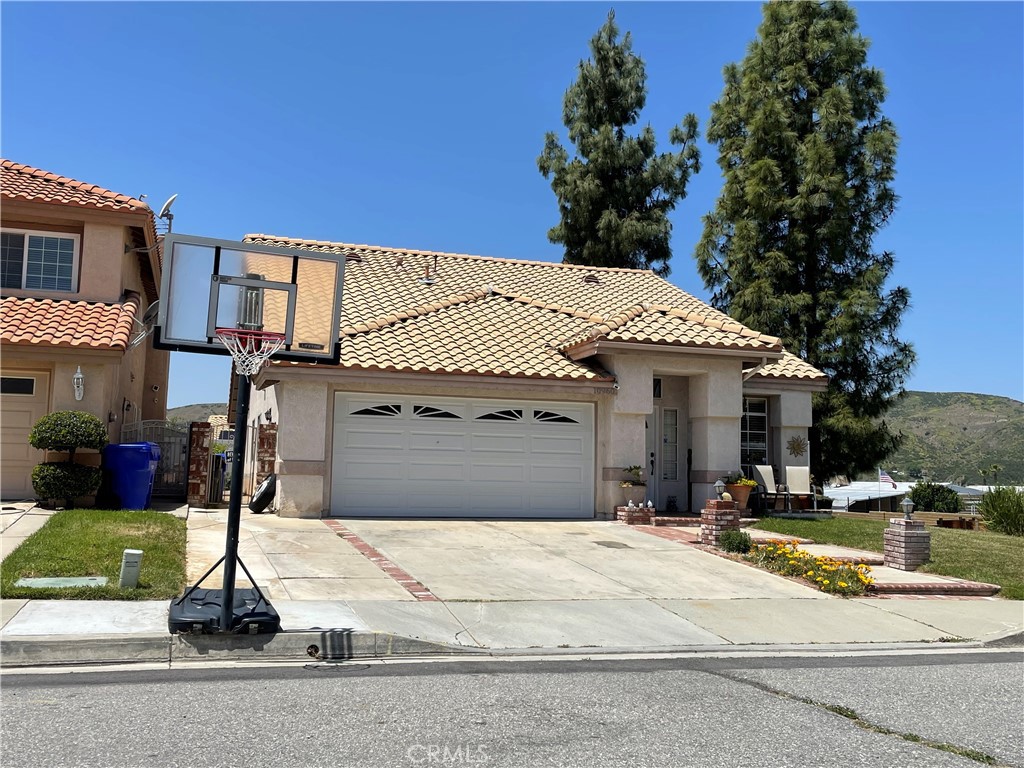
1,160,151,214
753,351,828,382
0,293,139,350
245,234,824,384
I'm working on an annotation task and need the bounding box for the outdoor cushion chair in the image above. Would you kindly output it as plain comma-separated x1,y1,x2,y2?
751,465,789,513
784,466,821,511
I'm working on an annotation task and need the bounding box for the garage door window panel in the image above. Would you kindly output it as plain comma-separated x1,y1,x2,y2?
533,409,579,424
0,377,36,396
350,404,402,417
476,409,523,421
413,405,462,419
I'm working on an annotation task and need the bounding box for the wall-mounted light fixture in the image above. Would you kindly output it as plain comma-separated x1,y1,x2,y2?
73,366,85,401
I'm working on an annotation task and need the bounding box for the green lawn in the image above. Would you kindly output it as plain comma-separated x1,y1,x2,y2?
0,509,187,600
751,517,1024,600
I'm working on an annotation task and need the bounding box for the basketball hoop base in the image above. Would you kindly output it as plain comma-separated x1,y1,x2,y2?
169,587,280,635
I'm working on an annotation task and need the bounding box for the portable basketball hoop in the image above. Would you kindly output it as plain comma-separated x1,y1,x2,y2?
158,234,345,635
215,328,286,377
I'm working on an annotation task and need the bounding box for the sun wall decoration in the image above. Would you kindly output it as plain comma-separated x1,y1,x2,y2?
787,435,808,457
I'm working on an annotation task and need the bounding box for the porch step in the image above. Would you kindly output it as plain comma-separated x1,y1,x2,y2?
651,515,701,527
869,580,1001,597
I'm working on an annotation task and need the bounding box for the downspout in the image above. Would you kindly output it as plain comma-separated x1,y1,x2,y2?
742,356,769,382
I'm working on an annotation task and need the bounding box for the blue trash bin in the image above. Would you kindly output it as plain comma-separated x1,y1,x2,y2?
101,442,161,510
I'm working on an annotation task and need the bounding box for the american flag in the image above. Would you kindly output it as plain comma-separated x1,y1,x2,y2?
879,469,897,489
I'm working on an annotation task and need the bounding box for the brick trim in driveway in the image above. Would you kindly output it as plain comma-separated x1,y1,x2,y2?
323,519,440,602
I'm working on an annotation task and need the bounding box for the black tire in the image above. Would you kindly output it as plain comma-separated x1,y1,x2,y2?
248,473,277,514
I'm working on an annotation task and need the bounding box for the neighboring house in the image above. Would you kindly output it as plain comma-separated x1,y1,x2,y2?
0,160,168,499
241,234,828,519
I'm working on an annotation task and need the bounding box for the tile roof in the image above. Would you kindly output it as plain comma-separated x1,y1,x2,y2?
245,234,825,384
0,293,139,350
1,160,151,214
752,350,828,383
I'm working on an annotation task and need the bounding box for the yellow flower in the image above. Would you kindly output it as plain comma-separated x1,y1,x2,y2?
822,579,830,585
806,570,814,576
838,582,848,588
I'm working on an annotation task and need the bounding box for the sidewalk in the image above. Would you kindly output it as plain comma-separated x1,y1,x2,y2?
1,505,1022,667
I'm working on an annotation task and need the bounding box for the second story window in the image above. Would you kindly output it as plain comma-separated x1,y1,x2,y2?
1,229,80,292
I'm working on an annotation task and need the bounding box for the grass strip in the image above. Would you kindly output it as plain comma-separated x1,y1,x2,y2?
1,509,186,600
750,517,1024,599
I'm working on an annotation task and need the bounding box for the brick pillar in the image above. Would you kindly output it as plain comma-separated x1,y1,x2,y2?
186,422,212,508
256,423,277,483
616,504,652,525
701,499,740,546
883,518,931,570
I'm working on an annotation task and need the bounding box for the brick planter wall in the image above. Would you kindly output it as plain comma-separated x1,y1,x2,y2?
700,499,740,547
186,422,212,508
883,518,931,571
616,506,652,525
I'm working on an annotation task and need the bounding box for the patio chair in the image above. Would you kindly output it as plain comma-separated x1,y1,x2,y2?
751,465,789,513
784,466,821,511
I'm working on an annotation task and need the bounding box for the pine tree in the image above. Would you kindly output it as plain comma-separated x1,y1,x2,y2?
695,0,914,481
538,10,700,277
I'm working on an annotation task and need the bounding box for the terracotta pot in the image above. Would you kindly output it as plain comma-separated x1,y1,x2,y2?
726,483,753,510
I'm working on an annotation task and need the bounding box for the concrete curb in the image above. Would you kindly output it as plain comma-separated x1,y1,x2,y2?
4,631,1016,669
0,630,489,668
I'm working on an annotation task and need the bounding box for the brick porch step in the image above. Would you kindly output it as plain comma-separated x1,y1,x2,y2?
650,515,701,527
869,581,1001,597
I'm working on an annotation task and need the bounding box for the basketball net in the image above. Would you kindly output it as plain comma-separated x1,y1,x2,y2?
215,328,286,377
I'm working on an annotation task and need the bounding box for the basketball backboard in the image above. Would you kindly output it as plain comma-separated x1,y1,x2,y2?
154,234,343,365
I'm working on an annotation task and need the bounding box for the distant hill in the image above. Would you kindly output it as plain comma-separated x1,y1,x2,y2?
881,391,1024,484
167,402,228,424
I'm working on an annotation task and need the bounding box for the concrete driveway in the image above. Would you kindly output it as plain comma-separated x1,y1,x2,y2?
340,519,822,601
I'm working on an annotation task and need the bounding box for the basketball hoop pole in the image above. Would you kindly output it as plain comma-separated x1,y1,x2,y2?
219,369,252,633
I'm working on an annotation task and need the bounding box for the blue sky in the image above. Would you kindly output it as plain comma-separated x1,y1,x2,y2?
3,2,1021,407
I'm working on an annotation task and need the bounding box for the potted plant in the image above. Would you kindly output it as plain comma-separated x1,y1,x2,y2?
723,471,757,510
616,464,647,507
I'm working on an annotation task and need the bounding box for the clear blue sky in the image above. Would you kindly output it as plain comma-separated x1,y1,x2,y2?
3,2,1021,407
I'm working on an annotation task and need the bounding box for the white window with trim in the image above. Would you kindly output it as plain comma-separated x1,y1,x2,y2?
741,397,768,476
1,229,80,291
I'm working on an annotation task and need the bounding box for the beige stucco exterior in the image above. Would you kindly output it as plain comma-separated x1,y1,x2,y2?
251,348,823,518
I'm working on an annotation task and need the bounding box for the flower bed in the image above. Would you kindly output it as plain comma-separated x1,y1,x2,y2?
746,539,873,596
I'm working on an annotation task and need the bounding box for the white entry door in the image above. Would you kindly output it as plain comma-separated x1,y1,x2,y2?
331,394,594,518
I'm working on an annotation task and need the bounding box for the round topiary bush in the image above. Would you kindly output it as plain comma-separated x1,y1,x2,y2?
907,482,963,514
31,462,102,506
29,410,108,459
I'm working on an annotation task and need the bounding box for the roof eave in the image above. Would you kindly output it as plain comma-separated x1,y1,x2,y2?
565,338,785,363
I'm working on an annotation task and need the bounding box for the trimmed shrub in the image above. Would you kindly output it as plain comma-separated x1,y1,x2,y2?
980,487,1024,537
907,482,962,514
29,411,108,458
719,529,753,554
31,462,102,506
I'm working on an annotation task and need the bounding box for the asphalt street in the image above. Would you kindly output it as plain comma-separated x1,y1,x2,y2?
2,652,1020,768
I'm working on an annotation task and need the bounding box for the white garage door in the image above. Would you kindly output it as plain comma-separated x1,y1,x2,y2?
331,394,594,518
1,371,50,500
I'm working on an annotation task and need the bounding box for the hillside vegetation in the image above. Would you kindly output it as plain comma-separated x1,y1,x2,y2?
167,403,228,425
882,391,1024,484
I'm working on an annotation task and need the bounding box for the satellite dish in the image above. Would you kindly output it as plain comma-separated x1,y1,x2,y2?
157,194,178,233
129,300,161,349
158,194,178,220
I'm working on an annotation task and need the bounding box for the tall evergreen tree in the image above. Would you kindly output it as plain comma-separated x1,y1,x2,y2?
539,10,700,277
695,0,914,481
